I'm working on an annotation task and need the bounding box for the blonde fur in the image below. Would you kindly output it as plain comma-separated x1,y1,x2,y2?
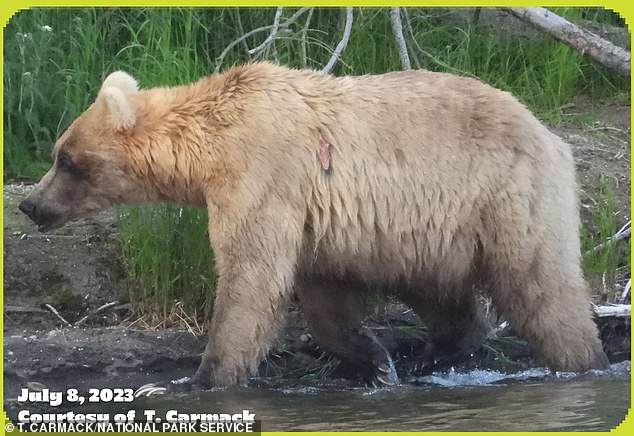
23,62,608,386
101,70,139,93
98,87,136,131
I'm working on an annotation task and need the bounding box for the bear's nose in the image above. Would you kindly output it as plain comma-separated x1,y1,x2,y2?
18,199,36,219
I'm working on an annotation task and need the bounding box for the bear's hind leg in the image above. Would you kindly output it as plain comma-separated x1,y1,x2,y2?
487,252,609,372
399,287,490,373
484,161,609,372
296,280,399,385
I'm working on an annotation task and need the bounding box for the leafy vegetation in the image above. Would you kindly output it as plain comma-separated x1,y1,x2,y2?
581,176,631,302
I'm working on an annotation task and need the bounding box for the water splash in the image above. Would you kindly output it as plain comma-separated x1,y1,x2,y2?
416,361,630,387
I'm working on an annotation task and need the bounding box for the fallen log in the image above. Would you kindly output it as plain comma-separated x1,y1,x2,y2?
504,7,630,76
592,303,631,318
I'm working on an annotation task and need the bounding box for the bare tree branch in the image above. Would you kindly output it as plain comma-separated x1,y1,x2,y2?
301,8,315,68
620,279,631,303
44,303,70,326
321,7,354,75
585,220,631,256
390,7,411,70
402,9,477,79
249,7,284,56
401,8,421,69
215,8,311,73
74,301,119,327
216,25,277,73
233,9,250,53
283,7,312,27
504,7,631,76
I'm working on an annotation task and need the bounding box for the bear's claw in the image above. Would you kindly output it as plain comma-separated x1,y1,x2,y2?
363,329,400,386
375,362,400,386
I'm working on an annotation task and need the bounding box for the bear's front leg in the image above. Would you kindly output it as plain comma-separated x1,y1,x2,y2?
192,202,303,387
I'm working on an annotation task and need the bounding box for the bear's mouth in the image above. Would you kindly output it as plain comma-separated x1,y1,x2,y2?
37,217,69,233
37,223,55,232
31,212,70,233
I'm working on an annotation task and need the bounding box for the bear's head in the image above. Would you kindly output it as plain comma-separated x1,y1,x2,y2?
19,71,144,231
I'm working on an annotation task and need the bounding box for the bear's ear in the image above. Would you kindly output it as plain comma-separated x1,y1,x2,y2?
98,87,136,131
101,71,139,94
97,71,139,131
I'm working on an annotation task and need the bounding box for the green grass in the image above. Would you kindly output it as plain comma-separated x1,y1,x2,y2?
3,7,630,316
581,177,631,302
118,206,216,318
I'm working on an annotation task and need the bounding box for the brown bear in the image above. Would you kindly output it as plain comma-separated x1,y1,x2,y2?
19,62,609,387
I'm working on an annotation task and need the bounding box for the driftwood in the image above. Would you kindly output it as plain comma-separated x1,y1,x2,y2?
504,7,630,76
5,305,47,313
592,303,631,318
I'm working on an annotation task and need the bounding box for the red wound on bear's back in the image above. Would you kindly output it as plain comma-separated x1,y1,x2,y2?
318,134,331,171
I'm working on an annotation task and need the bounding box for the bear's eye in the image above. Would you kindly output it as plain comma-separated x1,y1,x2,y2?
57,153,75,172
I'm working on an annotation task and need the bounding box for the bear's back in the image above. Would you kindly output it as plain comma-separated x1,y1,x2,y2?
269,65,575,288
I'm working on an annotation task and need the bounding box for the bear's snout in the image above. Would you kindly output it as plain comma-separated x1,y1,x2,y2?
18,198,62,232
18,199,36,219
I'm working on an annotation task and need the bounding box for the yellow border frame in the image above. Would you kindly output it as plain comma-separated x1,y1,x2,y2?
0,1,631,434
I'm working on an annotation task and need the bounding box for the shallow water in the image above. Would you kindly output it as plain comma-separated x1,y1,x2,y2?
123,362,632,432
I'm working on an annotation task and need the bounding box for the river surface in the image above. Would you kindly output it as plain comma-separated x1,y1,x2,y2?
85,361,630,432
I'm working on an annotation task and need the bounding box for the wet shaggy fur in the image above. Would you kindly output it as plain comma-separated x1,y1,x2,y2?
21,62,609,386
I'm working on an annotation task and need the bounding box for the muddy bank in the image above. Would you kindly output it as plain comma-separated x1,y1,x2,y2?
4,184,127,333
4,328,202,396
